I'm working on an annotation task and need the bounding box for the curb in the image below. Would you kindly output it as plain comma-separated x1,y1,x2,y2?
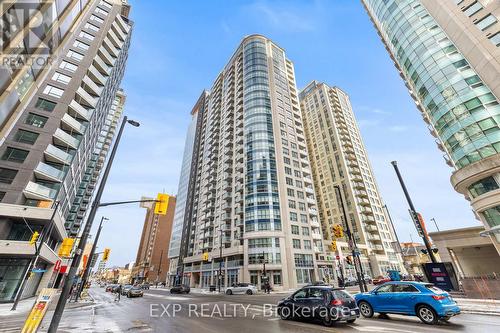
461,310,500,316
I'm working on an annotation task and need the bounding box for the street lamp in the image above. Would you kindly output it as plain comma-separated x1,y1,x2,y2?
48,116,139,333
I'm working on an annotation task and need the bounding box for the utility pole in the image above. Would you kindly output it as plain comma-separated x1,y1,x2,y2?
334,185,367,292
391,161,437,263
48,116,139,333
76,216,108,300
11,201,59,310
156,250,163,286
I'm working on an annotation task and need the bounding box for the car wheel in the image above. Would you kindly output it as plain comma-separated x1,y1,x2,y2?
226,289,232,295
278,306,292,320
358,301,374,318
246,289,252,295
416,305,438,325
322,314,336,327
346,319,356,324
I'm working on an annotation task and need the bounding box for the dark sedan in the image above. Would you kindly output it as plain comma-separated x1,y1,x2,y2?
127,287,144,298
170,285,190,294
277,286,360,326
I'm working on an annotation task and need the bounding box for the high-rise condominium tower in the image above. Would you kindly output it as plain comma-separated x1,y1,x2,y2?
169,35,324,290
0,0,132,302
361,0,500,252
300,81,404,279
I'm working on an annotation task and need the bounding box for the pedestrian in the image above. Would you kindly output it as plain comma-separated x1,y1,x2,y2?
264,281,271,294
115,284,122,302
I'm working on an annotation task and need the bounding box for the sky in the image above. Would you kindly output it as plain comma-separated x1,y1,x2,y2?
95,0,479,268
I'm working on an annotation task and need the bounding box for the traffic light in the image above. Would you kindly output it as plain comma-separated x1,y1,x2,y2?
333,224,344,238
345,255,353,266
154,193,170,215
58,238,75,257
330,240,337,252
103,248,111,261
202,252,209,261
29,231,39,245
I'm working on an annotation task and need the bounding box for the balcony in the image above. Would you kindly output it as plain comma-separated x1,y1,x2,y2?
34,162,65,182
103,37,119,57
112,21,126,41
98,45,116,66
107,29,123,49
44,144,73,165
23,181,57,200
54,128,80,149
88,65,107,85
94,55,111,75
311,232,322,240
83,75,103,96
68,100,92,120
61,113,86,134
76,86,97,108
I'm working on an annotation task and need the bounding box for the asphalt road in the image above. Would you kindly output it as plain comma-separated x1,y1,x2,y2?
2,286,498,332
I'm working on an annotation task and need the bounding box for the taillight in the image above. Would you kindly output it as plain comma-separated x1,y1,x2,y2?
432,295,446,300
331,299,342,306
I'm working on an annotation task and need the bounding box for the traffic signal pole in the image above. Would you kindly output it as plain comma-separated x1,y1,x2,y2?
76,216,108,301
48,116,139,333
334,185,367,293
11,201,59,310
391,161,437,263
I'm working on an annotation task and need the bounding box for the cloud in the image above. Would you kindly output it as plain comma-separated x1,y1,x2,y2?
389,125,409,132
358,118,381,128
245,1,318,33
357,105,391,115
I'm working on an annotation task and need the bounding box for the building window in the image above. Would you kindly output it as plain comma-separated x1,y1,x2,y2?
95,7,108,15
489,32,500,46
35,98,56,112
67,50,84,61
302,226,310,236
73,40,89,50
43,85,64,98
14,129,39,145
291,225,299,235
290,212,298,221
475,14,498,31
59,61,78,72
25,113,48,128
292,239,301,249
84,22,100,32
303,240,312,250
90,14,104,24
79,31,95,41
0,167,18,184
2,147,29,163
273,272,282,285
482,206,500,228
52,72,71,85
463,1,483,17
468,176,499,198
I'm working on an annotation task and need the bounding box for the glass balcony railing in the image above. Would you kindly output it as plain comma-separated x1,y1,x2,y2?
62,113,86,134
34,162,65,182
23,181,58,200
44,144,74,165
68,100,92,121
54,128,80,149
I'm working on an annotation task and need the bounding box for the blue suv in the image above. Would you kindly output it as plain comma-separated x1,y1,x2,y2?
354,281,460,325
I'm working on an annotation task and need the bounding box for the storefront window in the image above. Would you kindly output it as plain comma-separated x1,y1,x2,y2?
0,258,30,301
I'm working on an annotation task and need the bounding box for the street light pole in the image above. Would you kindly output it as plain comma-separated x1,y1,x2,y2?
218,228,223,293
390,161,437,263
334,185,367,293
11,201,60,310
430,218,440,232
76,216,108,300
48,116,139,333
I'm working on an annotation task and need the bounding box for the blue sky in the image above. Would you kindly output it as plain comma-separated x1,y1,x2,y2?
96,0,479,267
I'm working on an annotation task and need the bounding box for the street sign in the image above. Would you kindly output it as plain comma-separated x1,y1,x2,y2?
53,260,61,272
21,288,56,333
32,269,46,273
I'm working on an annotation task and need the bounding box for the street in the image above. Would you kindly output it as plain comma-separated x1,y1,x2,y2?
1,286,496,333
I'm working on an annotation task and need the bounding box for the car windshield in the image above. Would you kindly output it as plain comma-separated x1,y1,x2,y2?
332,290,353,301
425,284,445,294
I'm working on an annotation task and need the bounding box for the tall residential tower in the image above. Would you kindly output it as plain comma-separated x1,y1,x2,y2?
361,0,500,252
300,81,404,278
170,35,324,290
0,0,132,302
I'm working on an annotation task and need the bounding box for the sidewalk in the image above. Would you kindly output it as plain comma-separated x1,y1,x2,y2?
454,298,500,315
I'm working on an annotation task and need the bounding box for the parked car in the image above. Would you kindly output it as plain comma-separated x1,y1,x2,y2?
373,276,391,285
277,286,359,326
364,274,373,284
127,287,144,298
225,283,258,295
121,285,133,295
170,285,190,294
105,284,117,292
354,281,460,325
139,283,150,290
344,277,358,287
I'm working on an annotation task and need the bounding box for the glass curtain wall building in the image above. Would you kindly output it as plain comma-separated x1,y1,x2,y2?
300,81,405,280
0,0,133,302
171,35,324,290
361,0,500,252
